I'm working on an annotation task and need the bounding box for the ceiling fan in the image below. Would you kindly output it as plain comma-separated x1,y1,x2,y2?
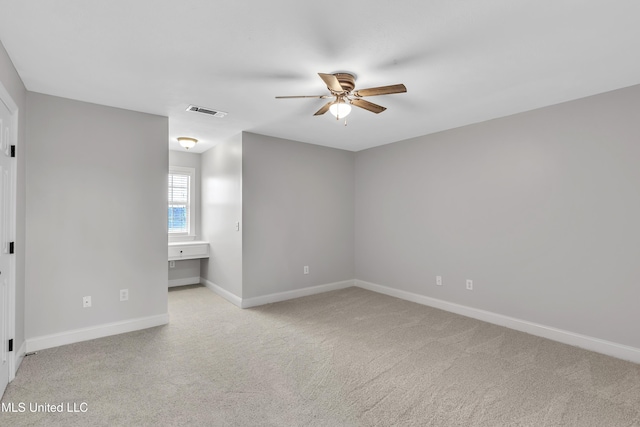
276,72,407,119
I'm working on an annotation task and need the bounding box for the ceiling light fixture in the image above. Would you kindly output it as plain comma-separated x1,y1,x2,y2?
329,99,351,119
177,137,198,150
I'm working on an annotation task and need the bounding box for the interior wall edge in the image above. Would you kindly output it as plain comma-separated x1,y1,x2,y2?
201,278,243,308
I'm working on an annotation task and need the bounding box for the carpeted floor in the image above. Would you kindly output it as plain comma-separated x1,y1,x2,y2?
2,285,639,426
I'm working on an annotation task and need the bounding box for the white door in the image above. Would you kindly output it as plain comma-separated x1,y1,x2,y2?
0,97,13,396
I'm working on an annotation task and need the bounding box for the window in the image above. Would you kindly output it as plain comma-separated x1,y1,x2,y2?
168,166,195,238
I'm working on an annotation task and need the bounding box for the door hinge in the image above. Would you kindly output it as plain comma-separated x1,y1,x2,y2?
9,241,14,254
8,339,12,352
10,145,15,158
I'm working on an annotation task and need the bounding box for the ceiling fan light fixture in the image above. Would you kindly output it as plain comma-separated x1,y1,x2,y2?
177,137,198,150
329,102,351,118
276,72,405,118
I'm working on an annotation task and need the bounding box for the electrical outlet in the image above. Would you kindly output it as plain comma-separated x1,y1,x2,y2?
82,296,92,308
120,289,129,301
235,221,240,231
303,266,309,275
436,276,442,286
169,260,175,268
466,279,473,290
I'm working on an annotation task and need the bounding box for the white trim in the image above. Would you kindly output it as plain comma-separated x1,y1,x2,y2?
0,81,18,386
201,278,354,309
12,339,25,380
168,235,196,242
355,280,640,364
201,278,243,308
168,276,201,287
241,280,355,309
26,313,170,353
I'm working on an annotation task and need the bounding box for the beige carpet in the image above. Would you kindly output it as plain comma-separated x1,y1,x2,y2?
2,285,639,426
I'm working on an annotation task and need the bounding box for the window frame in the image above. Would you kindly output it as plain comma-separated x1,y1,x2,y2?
168,165,196,242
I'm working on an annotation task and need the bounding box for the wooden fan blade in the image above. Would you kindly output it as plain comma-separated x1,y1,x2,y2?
351,98,387,114
313,101,334,116
318,73,345,92
275,95,331,99
353,84,407,97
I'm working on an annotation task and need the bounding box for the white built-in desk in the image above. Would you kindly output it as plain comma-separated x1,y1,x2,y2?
168,241,210,261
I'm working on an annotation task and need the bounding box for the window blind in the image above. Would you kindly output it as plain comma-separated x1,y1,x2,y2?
168,173,190,234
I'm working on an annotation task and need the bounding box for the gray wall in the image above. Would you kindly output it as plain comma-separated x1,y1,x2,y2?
25,93,168,339
168,259,201,285
0,41,26,353
242,132,354,299
168,150,202,284
200,135,243,298
355,84,640,349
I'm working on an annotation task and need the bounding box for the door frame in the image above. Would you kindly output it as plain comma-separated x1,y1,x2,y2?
0,80,17,383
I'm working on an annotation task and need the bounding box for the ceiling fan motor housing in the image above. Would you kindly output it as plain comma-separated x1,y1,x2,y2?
333,73,356,93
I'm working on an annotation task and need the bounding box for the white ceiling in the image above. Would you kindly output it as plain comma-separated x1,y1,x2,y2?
1,1,640,153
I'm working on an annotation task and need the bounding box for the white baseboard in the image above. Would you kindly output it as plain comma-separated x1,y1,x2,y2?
241,280,355,309
168,276,201,287
201,278,243,308
26,313,170,353
11,339,26,381
200,278,355,309
355,280,640,364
